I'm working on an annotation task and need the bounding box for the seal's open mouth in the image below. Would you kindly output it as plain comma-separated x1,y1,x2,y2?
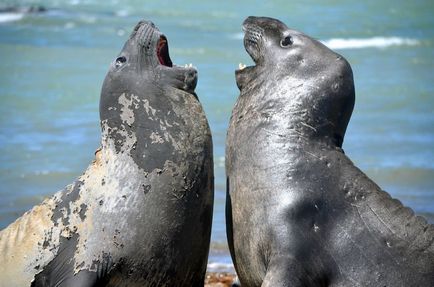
235,22,263,90
157,36,173,67
237,27,261,75
131,20,197,92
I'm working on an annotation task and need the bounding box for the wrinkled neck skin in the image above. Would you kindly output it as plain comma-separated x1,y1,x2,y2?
234,64,345,151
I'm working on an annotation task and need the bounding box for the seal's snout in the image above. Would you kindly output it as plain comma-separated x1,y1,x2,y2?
134,20,156,31
242,16,259,27
244,26,263,46
131,20,162,44
242,17,269,66
242,17,264,46
243,16,281,31
242,26,263,65
129,19,160,52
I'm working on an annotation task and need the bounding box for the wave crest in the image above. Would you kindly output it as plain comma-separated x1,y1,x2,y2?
321,37,419,49
0,13,24,23
207,262,235,272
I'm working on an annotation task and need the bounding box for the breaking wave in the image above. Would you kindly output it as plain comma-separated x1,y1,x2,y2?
0,12,24,23
321,37,419,49
207,262,235,272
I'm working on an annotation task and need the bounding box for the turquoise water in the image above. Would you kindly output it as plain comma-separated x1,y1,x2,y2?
0,0,433,271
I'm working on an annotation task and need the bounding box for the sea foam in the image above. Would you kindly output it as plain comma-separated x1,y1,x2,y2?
321,37,419,49
207,262,235,272
0,13,24,23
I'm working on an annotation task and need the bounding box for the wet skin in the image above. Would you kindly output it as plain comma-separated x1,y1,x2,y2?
226,16,434,287
0,20,213,287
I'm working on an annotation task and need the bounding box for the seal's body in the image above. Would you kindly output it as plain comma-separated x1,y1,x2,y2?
0,20,213,287
226,16,434,287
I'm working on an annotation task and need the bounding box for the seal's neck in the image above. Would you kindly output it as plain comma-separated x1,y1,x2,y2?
237,74,344,149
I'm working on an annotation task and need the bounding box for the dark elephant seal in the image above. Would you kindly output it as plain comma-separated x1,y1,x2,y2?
0,20,213,287
226,16,434,287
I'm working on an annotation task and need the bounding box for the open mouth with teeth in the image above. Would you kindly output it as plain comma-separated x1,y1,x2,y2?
156,36,173,67
155,35,194,69
237,37,251,73
235,26,262,90
238,63,247,70
236,27,261,74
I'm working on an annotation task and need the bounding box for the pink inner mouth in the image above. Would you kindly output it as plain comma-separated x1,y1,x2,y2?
157,36,173,67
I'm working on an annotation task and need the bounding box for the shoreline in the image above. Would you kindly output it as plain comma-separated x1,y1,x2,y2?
205,272,238,287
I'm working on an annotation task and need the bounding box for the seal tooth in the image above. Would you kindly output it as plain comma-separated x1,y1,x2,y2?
239,63,246,70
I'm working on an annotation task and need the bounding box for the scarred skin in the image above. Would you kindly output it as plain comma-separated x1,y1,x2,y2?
0,20,214,287
226,16,434,287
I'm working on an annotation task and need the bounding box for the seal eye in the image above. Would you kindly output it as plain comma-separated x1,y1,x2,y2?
280,36,293,47
115,56,126,67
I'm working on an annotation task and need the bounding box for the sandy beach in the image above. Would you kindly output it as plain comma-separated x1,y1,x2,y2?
205,272,237,287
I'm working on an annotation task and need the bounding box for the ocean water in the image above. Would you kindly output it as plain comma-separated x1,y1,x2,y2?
0,0,433,273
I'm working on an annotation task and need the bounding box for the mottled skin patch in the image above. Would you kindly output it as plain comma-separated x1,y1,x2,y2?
226,16,434,287
0,20,213,287
0,193,61,285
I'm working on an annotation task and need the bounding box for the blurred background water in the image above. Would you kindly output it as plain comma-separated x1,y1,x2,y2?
0,0,433,272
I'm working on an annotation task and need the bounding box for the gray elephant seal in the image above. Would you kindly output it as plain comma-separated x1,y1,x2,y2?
0,20,213,287
226,16,434,287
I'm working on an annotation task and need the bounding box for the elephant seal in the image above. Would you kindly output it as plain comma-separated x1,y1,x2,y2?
226,16,434,287
0,20,213,287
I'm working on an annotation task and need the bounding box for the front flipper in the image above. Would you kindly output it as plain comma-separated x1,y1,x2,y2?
225,177,237,269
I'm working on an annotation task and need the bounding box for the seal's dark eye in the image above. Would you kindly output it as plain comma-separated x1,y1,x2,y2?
280,36,293,47
115,56,126,67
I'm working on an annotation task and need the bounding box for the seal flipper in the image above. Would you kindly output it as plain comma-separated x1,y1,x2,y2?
225,177,237,270
31,234,109,287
